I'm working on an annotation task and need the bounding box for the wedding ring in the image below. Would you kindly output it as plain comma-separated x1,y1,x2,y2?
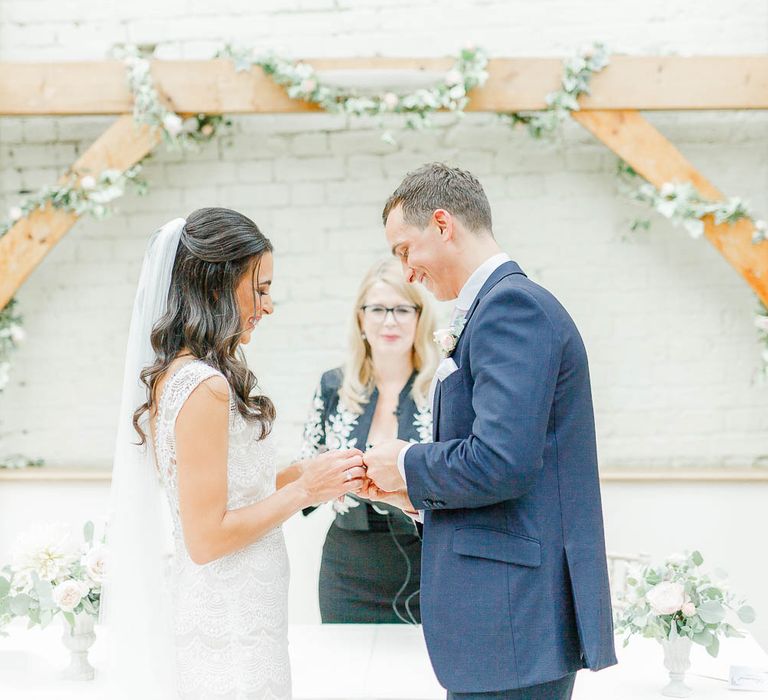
344,470,352,482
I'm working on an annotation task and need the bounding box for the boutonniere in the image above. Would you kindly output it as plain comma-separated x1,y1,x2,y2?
433,315,466,357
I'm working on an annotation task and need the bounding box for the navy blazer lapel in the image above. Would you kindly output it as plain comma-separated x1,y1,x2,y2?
460,260,526,331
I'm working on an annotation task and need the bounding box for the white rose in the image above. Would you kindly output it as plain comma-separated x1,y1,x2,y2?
9,325,25,343
754,316,768,332
682,601,697,617
162,113,183,136
299,78,317,93
52,580,85,612
11,569,35,594
82,545,108,584
79,175,96,190
755,219,767,232
646,581,686,615
8,206,23,222
445,69,463,86
659,182,676,198
11,523,79,582
433,329,457,355
382,92,399,109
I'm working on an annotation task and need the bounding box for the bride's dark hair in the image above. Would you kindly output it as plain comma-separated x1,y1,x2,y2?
132,207,275,445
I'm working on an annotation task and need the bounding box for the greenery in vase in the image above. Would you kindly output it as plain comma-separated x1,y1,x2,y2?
0,521,105,634
614,551,755,657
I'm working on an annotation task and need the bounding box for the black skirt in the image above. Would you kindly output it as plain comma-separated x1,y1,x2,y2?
319,520,422,624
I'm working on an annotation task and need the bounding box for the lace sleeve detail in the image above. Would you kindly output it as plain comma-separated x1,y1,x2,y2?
161,361,225,426
298,383,326,459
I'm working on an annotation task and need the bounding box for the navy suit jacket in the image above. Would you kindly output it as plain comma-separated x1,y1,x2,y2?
404,261,617,692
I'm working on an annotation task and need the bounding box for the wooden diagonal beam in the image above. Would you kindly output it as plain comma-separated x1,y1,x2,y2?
0,115,160,308
1,56,767,116
572,109,768,306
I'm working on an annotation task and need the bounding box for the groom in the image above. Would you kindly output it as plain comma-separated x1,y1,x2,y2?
363,163,617,699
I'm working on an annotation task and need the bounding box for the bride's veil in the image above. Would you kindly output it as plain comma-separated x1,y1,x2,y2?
100,218,185,698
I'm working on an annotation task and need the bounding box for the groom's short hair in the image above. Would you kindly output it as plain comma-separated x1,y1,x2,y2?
382,162,493,234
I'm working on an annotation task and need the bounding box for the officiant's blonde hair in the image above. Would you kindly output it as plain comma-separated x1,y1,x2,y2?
339,258,438,414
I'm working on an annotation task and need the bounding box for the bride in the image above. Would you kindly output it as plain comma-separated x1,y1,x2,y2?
102,208,366,698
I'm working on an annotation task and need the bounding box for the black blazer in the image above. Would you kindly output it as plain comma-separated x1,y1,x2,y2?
300,367,432,531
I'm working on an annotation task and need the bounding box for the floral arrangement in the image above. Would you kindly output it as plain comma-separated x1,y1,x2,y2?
218,43,489,136
502,42,609,139
614,551,755,657
0,521,106,633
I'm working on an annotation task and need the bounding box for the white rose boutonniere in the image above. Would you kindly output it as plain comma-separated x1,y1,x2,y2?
433,315,466,358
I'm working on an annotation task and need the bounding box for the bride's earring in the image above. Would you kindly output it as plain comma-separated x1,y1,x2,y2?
361,333,367,341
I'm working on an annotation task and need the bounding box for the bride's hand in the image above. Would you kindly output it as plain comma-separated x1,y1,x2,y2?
358,478,416,514
296,449,366,507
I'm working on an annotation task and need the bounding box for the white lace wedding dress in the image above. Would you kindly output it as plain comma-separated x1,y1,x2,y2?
153,360,291,699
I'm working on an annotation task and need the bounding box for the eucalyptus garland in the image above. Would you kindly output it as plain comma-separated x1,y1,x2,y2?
115,45,231,150
0,299,23,394
618,162,768,378
618,161,767,242
218,43,489,136
756,304,768,381
502,42,609,139
1,40,766,455
0,166,147,242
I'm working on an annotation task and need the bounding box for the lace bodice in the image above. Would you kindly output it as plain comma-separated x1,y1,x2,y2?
152,360,290,699
154,360,279,522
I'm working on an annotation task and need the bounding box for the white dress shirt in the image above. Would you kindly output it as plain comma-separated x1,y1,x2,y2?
397,252,511,517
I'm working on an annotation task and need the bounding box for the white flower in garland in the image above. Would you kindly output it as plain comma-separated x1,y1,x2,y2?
0,166,147,241
503,42,610,139
618,162,765,243
218,44,489,134
115,45,230,151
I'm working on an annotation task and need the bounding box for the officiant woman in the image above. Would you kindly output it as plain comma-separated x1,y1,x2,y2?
298,258,438,623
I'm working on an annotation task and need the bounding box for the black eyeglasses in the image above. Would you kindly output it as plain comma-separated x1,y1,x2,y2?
360,304,420,323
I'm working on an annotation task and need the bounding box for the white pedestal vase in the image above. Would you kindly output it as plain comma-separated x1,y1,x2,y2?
660,637,693,698
61,612,96,680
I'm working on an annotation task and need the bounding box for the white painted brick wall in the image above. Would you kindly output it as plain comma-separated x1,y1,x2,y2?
0,2,767,471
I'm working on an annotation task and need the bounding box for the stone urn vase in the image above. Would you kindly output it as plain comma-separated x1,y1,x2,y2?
61,612,96,680
660,636,693,697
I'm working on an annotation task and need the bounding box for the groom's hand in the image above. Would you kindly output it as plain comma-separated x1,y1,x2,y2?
363,439,408,492
358,478,416,514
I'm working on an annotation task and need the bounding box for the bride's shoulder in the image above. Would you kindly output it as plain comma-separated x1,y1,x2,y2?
155,359,227,408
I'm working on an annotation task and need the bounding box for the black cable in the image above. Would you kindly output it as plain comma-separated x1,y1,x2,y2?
386,512,419,625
